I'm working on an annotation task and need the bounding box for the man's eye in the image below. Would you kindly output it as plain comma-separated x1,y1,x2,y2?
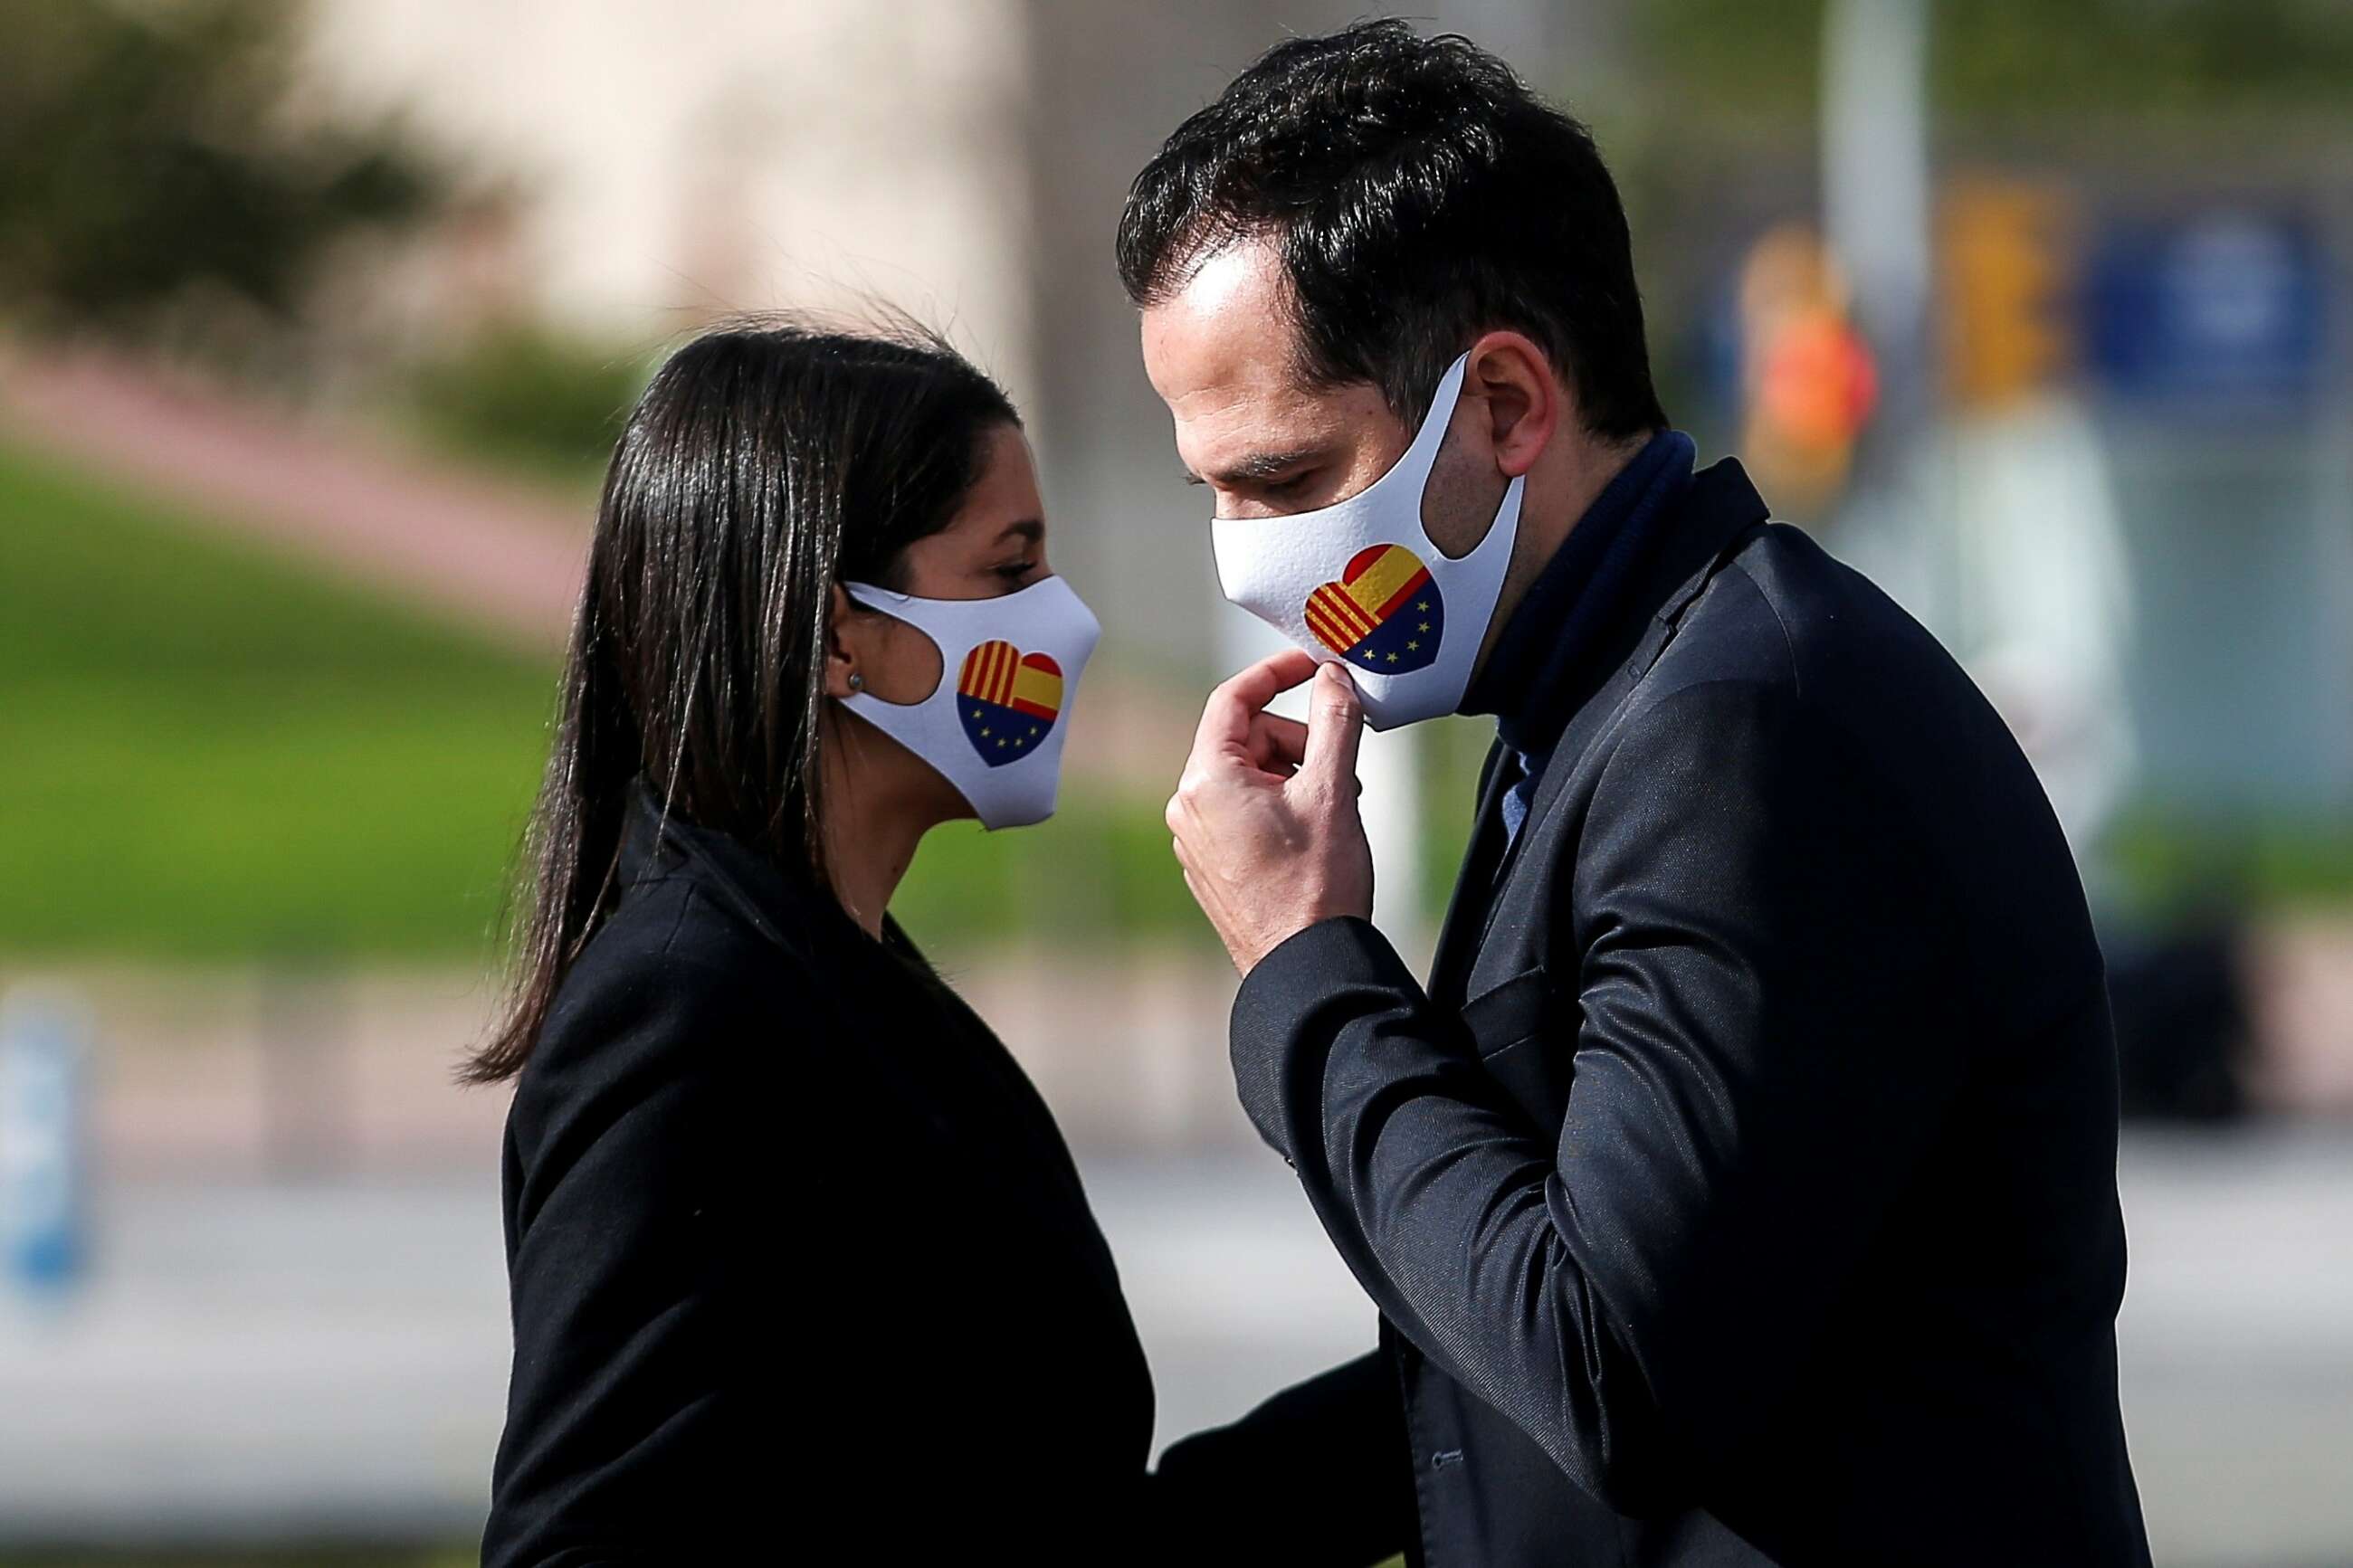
1264,471,1311,497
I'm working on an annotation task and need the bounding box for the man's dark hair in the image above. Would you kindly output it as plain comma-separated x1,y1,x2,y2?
1118,19,1666,440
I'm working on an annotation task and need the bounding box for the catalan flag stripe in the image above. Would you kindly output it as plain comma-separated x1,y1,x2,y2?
959,641,1019,707
1305,609,1359,654
1307,584,1378,649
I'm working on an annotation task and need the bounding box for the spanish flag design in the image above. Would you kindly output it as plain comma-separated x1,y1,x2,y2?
957,641,1064,766
1302,544,1443,674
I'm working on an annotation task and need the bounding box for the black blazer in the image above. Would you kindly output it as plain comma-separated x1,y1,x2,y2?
482,787,1413,1565
1230,461,2153,1566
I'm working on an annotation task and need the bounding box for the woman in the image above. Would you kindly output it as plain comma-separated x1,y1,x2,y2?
471,319,1407,1564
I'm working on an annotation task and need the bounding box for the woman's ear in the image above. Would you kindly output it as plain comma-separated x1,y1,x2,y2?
823,583,865,700
824,584,944,705
1465,331,1559,481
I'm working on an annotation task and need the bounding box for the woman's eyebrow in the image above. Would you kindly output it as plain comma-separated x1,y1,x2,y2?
996,518,1044,546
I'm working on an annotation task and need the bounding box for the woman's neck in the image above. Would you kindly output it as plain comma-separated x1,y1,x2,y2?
817,727,941,939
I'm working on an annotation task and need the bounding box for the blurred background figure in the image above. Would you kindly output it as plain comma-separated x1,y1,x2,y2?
0,3,2348,1565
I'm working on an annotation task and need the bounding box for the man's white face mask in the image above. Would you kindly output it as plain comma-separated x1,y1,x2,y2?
1208,353,1522,730
836,575,1101,830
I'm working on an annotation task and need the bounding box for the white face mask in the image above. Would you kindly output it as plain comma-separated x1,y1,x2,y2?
838,575,1100,830
1209,353,1523,730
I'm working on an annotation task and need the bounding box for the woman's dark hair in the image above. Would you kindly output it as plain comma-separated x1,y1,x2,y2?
1117,19,1666,440
464,315,1018,1084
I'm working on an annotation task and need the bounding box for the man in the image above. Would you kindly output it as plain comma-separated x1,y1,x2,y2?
1129,22,2151,1566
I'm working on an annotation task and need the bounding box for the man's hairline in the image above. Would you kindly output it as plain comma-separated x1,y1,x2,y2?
1138,224,1599,437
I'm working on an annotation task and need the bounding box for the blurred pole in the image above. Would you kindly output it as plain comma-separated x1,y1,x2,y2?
0,987,92,1302
1818,0,1955,633
1822,0,1934,460
1358,723,1429,966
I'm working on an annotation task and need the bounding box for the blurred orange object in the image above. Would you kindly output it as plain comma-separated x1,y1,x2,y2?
1738,223,1878,517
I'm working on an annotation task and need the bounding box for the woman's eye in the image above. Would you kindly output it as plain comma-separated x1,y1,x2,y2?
996,560,1037,583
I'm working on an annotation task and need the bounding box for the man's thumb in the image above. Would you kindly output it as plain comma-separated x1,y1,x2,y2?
1300,661,1366,789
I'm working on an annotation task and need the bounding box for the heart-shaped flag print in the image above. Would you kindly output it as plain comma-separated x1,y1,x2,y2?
1303,544,1443,675
957,641,1064,766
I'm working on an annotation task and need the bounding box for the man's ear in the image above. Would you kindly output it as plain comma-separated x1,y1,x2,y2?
1464,331,1560,480
822,583,863,700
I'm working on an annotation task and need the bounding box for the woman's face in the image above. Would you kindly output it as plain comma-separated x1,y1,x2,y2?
837,422,1051,708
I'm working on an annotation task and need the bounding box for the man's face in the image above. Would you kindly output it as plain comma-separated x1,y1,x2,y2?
1140,238,1504,556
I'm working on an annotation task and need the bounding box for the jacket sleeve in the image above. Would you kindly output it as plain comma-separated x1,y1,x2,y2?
1152,1348,1415,1565
481,939,769,1568
1227,679,1968,1516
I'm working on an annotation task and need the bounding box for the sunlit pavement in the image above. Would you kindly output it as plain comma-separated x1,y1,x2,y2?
0,1131,2347,1563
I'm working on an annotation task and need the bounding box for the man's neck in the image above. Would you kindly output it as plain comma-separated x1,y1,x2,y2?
1470,428,1653,682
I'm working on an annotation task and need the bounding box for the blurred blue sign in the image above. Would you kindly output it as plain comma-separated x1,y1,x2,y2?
2087,214,2328,410
0,991,90,1297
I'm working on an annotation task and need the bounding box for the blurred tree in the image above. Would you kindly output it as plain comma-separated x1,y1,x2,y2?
406,326,650,488
1936,0,2353,122
1634,0,2353,125
0,0,441,339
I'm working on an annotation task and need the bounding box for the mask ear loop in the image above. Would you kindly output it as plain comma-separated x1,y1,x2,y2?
1326,354,1476,527
1403,355,1473,493
839,585,955,710
1409,355,1530,570
1459,471,1527,572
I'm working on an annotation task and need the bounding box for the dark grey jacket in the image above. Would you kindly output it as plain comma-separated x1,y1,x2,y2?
483,787,1413,1565
1228,461,2152,1565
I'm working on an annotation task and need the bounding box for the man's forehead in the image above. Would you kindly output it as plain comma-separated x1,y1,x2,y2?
1138,247,1316,470
1141,242,1298,402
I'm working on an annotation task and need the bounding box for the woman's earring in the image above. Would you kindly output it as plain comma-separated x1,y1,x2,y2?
847,672,864,692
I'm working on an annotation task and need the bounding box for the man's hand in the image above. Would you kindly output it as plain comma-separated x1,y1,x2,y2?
1167,650,1375,975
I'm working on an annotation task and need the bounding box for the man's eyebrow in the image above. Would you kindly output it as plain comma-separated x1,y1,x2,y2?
1184,447,1323,488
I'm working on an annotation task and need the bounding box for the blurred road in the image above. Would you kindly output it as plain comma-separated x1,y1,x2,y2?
0,1131,2347,1563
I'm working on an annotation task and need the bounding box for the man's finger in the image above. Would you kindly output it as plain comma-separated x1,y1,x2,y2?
1299,661,1366,789
1247,712,1310,774
1195,648,1320,754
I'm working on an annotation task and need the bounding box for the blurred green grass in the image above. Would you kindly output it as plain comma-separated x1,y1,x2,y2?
2110,804,2353,923
0,440,555,960
399,324,646,495
895,803,1209,955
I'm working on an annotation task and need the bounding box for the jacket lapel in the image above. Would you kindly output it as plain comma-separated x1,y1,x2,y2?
1434,461,1773,984
1428,740,1513,1005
